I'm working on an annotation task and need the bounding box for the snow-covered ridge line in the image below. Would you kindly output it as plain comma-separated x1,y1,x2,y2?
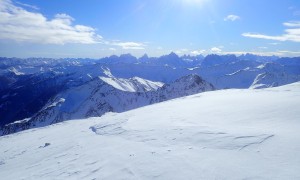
0,74,214,136
99,76,164,92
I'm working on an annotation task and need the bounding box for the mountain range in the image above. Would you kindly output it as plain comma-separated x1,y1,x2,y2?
1,53,300,135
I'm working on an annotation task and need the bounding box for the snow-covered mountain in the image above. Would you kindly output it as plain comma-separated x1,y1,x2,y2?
249,63,300,89
99,76,163,92
0,74,214,135
250,72,300,89
239,53,279,62
199,61,300,89
0,82,299,179
1,54,300,132
201,54,238,67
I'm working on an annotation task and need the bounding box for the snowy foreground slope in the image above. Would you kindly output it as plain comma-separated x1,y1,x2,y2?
0,83,300,179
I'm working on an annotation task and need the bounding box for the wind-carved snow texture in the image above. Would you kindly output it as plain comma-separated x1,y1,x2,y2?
91,120,274,151
236,135,274,150
90,120,127,136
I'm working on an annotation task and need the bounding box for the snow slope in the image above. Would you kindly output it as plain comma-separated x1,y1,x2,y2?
99,76,163,92
0,82,299,179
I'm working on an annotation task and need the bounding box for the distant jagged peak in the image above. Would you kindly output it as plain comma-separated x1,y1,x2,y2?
119,53,136,59
157,52,179,59
181,54,191,59
167,51,179,58
201,54,239,67
173,74,205,84
108,54,119,59
162,74,215,92
140,53,149,59
238,53,279,62
138,53,150,62
205,54,221,58
99,53,137,64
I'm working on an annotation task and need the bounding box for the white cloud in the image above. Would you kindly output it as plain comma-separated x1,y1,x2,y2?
210,47,222,53
0,0,101,44
109,48,116,51
224,15,240,21
269,42,280,45
190,49,206,55
277,50,300,54
242,33,286,41
54,13,75,22
242,21,300,42
283,21,300,27
212,50,300,57
0,0,145,48
175,48,189,54
15,1,39,10
223,51,283,56
112,42,146,50
258,47,268,49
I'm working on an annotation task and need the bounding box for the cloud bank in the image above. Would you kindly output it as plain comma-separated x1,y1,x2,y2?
0,0,103,44
242,21,300,42
210,47,222,53
224,15,240,21
112,42,146,50
0,0,146,49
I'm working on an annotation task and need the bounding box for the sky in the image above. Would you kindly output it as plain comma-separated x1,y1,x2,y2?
0,0,300,58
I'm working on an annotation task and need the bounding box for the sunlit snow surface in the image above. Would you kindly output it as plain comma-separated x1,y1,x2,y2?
1,82,300,179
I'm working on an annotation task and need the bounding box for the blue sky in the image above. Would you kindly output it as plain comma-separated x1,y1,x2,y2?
0,0,300,58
